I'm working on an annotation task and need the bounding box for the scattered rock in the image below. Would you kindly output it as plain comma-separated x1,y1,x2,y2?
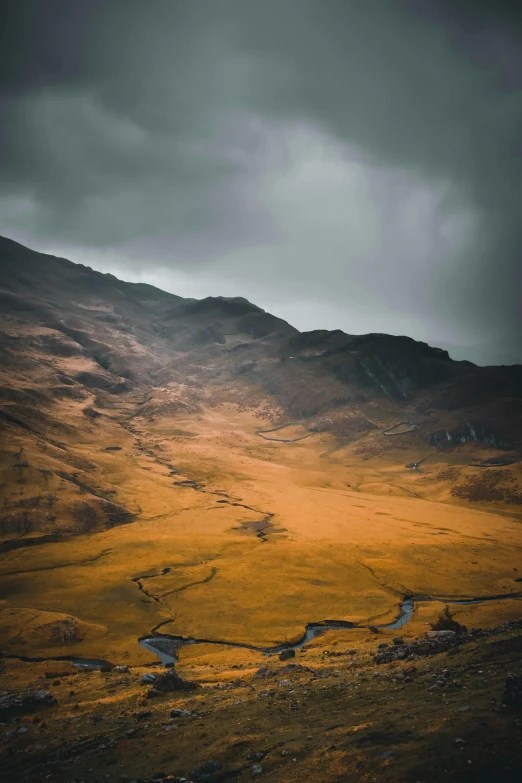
254,666,273,679
114,665,130,673
393,636,405,646
252,764,263,774
374,618,522,664
170,709,193,718
192,759,222,782
147,688,160,699
426,630,456,640
134,709,152,721
0,690,57,717
502,673,522,707
153,670,198,693
279,663,308,676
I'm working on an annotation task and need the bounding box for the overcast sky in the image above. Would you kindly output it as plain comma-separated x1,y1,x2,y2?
1,0,521,364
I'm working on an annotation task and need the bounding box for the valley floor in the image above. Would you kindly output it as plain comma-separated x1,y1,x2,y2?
1,395,522,781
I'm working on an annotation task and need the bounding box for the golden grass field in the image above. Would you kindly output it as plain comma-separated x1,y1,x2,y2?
2,390,521,667
1,272,521,781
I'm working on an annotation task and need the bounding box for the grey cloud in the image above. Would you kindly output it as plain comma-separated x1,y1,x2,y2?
0,0,520,363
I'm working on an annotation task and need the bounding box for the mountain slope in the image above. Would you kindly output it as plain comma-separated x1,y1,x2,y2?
1,234,520,449
0,233,520,562
0,236,521,783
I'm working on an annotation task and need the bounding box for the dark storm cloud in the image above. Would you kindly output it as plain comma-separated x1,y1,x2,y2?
0,1,520,363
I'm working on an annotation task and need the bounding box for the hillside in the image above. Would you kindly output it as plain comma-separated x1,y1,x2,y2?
0,235,521,783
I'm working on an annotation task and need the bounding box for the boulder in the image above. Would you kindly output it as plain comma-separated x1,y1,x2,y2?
153,670,198,692
425,630,456,640
170,708,193,718
279,664,306,676
254,665,273,679
0,690,57,717
279,649,296,661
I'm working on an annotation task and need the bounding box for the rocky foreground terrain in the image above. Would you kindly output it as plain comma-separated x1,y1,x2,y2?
1,619,521,782
0,235,521,781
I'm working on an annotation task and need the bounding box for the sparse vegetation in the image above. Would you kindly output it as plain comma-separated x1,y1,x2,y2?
452,469,522,503
436,466,461,481
82,405,101,418
430,604,465,633
0,237,521,782
50,617,80,644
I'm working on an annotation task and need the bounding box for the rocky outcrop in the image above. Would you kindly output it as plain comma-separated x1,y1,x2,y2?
0,234,520,455
374,618,522,664
144,670,198,696
0,690,57,717
427,421,512,449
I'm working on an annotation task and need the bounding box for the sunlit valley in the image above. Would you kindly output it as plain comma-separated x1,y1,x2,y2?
0,236,521,782
2,0,522,778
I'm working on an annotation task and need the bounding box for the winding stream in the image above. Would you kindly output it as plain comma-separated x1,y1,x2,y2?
5,595,519,671
139,593,522,664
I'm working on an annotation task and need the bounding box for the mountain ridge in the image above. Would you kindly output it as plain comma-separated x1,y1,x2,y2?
0,233,496,367
1,234,522,783
0,235,520,446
